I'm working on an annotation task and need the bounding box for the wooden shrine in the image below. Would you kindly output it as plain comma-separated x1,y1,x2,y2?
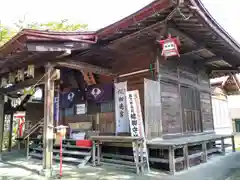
0,0,239,176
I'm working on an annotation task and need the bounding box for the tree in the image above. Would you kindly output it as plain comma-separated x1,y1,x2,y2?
0,25,16,46
0,19,88,46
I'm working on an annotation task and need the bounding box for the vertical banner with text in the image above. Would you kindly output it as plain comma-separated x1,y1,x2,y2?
114,81,129,133
126,90,150,172
54,96,60,125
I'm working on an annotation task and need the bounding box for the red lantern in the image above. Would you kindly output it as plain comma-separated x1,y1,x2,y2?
158,34,180,59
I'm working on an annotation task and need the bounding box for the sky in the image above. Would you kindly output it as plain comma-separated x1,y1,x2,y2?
0,0,153,31
201,0,240,44
0,0,239,42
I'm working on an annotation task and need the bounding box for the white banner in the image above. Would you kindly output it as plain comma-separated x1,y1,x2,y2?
114,81,129,133
76,104,86,115
54,96,60,124
126,90,150,172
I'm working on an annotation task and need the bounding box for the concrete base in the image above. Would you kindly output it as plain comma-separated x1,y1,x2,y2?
39,168,54,178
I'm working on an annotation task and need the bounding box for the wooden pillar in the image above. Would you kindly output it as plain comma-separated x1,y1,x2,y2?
221,137,225,155
92,140,96,166
96,113,100,132
135,141,140,174
169,146,175,175
0,95,5,160
232,135,236,152
97,141,101,165
154,49,160,81
42,63,55,176
8,114,13,152
183,145,189,169
139,140,144,173
202,142,207,163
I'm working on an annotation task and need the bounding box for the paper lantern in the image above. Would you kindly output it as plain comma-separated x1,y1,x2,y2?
158,34,180,59
56,125,68,137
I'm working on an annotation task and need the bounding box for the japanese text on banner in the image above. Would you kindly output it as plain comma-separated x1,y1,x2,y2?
126,90,150,172
114,82,129,133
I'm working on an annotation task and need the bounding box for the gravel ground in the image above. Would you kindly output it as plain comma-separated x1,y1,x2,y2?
1,152,240,180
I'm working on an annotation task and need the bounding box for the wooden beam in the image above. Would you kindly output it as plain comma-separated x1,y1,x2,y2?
0,73,44,94
204,56,225,64
221,76,229,88
169,22,239,67
231,73,240,91
211,67,239,72
0,68,59,94
180,47,206,57
189,0,240,56
56,59,115,76
27,42,91,52
168,22,196,45
108,19,166,45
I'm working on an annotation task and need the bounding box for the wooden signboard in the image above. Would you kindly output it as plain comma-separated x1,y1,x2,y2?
126,90,150,172
114,81,129,133
144,79,162,139
0,64,35,88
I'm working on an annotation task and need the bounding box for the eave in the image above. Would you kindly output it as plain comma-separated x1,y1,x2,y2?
0,29,98,75
87,0,240,77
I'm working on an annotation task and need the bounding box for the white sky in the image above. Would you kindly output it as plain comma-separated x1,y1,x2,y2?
0,0,239,42
0,0,153,31
202,0,240,44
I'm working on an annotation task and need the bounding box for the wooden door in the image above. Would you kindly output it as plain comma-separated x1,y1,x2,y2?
180,85,202,133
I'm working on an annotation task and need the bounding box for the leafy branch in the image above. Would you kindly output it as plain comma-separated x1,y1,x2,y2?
0,18,88,46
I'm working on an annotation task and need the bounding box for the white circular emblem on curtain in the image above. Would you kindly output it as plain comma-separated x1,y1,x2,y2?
11,98,22,108
91,88,101,98
67,92,75,101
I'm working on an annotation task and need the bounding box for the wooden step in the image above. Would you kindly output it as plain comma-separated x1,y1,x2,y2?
29,152,85,164
101,158,136,166
57,144,91,149
102,153,134,160
31,139,92,149
31,147,91,156
99,162,136,170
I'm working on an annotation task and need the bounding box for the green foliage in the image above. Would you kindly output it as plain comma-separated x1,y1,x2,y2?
39,19,88,31
0,19,88,47
0,25,16,46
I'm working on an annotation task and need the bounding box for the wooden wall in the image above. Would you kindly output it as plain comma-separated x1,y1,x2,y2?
106,42,214,137
156,58,214,136
25,103,44,124
115,44,155,135
58,42,214,137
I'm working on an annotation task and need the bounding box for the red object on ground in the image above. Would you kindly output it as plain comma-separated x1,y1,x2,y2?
76,140,92,147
